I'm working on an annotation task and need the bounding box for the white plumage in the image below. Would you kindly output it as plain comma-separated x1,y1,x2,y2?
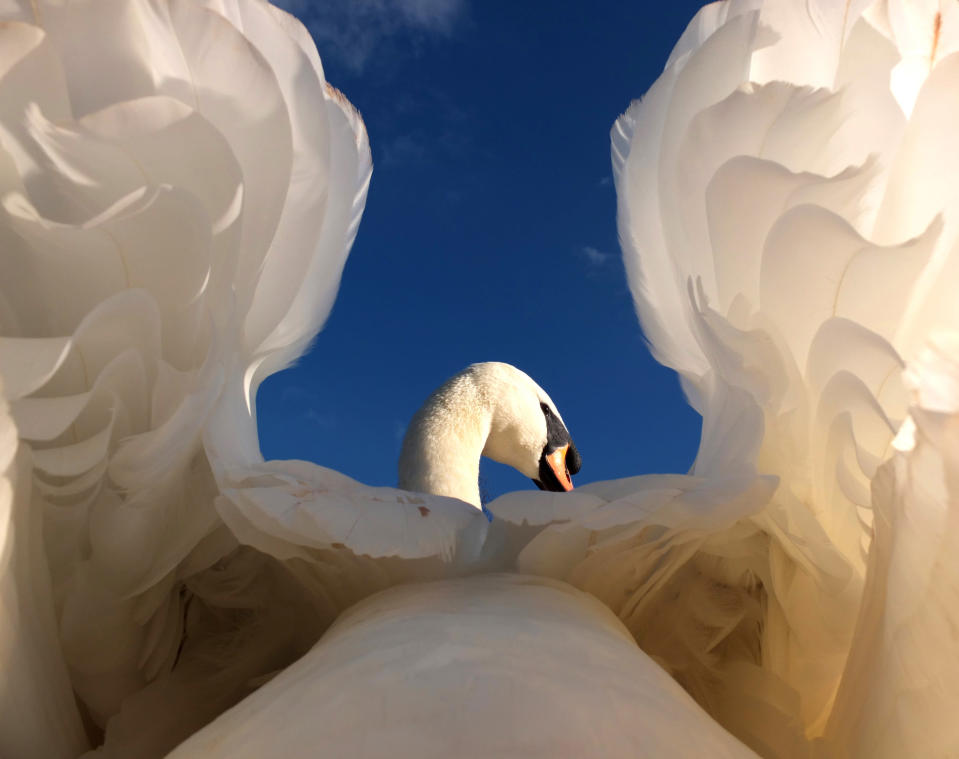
168,574,755,758
1,1,958,758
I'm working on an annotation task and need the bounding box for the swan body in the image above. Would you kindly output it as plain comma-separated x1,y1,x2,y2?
169,574,754,758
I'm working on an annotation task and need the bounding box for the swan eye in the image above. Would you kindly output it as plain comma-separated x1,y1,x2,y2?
540,403,551,417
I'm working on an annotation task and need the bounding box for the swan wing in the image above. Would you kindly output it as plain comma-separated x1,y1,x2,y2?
0,0,369,744
603,1,959,754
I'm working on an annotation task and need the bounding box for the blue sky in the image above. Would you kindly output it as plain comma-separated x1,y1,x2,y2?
259,0,707,500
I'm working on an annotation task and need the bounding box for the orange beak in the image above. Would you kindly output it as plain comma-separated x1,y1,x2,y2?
545,444,573,491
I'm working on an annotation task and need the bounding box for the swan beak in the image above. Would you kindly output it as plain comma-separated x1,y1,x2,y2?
544,444,574,492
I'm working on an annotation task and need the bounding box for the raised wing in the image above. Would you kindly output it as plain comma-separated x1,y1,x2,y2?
0,0,369,751
609,1,959,754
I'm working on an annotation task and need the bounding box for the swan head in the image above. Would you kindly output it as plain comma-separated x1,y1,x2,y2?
398,362,581,507
476,363,582,492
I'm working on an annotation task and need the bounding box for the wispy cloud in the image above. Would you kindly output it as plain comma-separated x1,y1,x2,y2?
379,121,471,168
279,384,336,428
395,0,463,28
393,419,407,456
381,133,428,165
277,0,467,73
580,245,611,267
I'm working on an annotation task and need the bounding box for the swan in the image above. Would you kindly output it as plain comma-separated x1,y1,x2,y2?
1,0,958,758
162,362,754,758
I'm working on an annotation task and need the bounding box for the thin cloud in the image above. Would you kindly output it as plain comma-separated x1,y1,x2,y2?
279,384,336,428
379,123,470,167
393,419,407,457
277,0,467,73
381,133,428,165
395,0,463,29
581,245,611,267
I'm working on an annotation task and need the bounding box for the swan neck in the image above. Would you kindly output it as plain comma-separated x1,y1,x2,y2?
397,377,492,508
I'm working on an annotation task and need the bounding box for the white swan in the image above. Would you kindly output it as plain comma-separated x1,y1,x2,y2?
1,0,958,758
164,362,753,758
